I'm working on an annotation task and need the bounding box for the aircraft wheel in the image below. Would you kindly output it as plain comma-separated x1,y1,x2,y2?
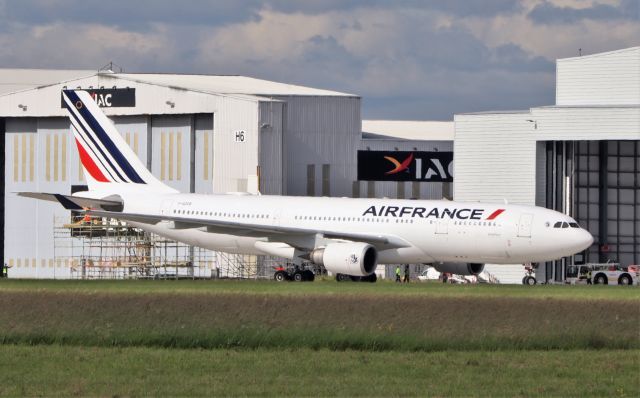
303,270,315,282
293,271,304,282
362,273,377,283
524,276,536,285
618,274,632,286
336,273,351,282
274,271,288,282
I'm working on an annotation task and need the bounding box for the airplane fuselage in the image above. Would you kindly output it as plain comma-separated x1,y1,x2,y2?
120,192,594,265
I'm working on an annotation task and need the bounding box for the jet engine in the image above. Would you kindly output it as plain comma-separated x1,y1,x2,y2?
431,262,484,276
310,243,377,276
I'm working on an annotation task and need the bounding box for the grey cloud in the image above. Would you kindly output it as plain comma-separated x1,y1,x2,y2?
0,1,631,120
1,0,263,30
1,0,525,30
363,69,555,120
266,0,524,17
528,0,639,24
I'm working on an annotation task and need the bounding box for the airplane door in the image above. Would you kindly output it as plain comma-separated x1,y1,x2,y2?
435,219,448,235
160,200,174,216
517,214,533,238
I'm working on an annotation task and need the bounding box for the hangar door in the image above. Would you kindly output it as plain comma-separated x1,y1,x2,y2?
151,115,192,193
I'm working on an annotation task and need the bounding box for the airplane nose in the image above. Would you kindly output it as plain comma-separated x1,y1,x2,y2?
578,229,594,251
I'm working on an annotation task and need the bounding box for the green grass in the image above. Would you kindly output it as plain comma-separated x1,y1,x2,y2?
0,345,637,397
1,280,638,396
1,284,638,351
2,278,639,301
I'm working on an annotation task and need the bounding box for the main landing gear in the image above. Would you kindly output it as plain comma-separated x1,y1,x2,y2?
336,273,377,283
273,266,315,282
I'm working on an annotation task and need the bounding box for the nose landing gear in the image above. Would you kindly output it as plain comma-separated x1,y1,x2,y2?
521,263,537,285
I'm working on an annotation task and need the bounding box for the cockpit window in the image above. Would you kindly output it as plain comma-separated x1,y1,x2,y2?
561,222,569,228
553,222,562,228
569,222,580,228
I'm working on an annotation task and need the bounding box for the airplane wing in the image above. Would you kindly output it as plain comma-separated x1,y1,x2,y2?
84,209,411,251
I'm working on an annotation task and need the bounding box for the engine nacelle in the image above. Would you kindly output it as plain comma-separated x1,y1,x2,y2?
310,243,378,276
432,262,485,276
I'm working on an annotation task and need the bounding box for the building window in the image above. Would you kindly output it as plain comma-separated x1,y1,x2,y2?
397,181,405,199
352,181,361,198
307,164,315,196
322,164,330,196
412,182,420,199
367,181,375,198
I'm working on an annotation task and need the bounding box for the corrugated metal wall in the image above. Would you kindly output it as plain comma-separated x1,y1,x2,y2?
258,101,283,195
454,112,536,205
532,107,640,139
556,47,640,106
358,138,453,199
212,97,260,193
277,96,361,197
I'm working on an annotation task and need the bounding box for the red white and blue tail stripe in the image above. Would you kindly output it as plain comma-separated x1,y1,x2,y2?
62,90,175,193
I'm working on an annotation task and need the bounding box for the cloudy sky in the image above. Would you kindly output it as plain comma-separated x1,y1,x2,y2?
0,0,637,119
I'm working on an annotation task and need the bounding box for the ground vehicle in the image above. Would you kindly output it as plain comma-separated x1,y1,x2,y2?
417,267,472,284
566,263,637,285
417,267,441,282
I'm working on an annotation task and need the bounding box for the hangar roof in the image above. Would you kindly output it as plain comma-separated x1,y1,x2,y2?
0,68,95,95
0,68,355,98
114,73,356,97
362,120,454,141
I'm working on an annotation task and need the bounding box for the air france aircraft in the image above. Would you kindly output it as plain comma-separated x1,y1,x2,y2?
19,90,594,281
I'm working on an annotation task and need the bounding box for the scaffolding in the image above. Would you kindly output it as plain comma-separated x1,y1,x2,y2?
53,215,281,280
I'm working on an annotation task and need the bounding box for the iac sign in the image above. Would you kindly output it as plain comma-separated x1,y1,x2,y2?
90,93,113,107
234,131,246,142
415,158,453,180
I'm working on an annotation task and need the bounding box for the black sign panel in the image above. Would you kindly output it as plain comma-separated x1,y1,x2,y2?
61,88,136,108
357,150,453,182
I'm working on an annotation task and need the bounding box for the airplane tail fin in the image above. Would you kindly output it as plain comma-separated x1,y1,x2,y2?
62,90,176,194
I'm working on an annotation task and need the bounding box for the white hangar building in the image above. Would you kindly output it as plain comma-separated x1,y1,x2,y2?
0,70,451,278
454,47,640,283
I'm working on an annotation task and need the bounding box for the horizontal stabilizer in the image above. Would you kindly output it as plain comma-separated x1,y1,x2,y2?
17,192,123,211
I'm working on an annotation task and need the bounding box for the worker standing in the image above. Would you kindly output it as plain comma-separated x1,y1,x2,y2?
587,269,592,285
403,264,410,283
395,265,401,283
1,263,7,278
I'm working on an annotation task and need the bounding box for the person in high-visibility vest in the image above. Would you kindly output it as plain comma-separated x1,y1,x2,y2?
1,263,7,278
395,265,401,283
587,269,592,285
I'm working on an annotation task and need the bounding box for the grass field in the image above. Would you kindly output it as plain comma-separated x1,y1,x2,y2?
1,279,638,396
2,278,639,301
0,345,637,397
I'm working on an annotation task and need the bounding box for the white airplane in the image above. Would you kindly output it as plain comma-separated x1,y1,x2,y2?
19,90,594,281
